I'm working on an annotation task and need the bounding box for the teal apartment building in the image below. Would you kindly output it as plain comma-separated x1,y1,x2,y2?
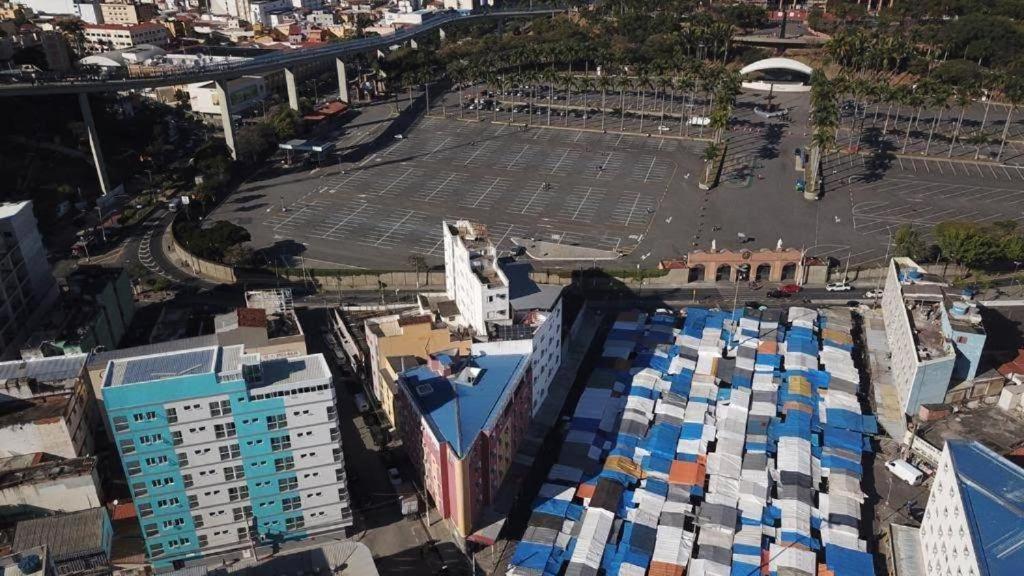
102,345,352,568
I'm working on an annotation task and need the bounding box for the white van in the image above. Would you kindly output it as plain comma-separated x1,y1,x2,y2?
886,459,924,486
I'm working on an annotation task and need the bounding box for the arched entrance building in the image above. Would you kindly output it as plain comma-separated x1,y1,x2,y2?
686,247,805,284
739,57,813,93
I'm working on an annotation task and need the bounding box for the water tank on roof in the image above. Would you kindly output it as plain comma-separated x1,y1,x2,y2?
18,554,42,574
951,301,969,315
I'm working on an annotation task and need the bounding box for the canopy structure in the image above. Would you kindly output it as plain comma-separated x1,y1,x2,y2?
739,58,813,93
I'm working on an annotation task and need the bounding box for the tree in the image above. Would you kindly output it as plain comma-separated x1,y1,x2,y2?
893,224,925,259
222,244,255,267
933,221,1002,270
408,254,428,288
269,106,301,141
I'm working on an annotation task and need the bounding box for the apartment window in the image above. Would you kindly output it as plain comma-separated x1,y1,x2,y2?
192,514,204,528
282,496,301,512
232,505,252,521
157,497,179,509
171,431,183,446
149,543,164,558
132,482,148,497
285,516,304,531
274,456,295,471
228,485,249,501
113,416,129,432
219,444,240,461
139,434,163,445
144,523,158,537
209,400,232,417
266,413,288,430
214,422,237,439
188,495,198,509
236,526,249,541
278,476,298,491
162,518,185,529
182,474,193,488
144,455,168,467
126,460,141,476
177,452,189,467
133,411,157,422
329,427,340,441
336,467,346,482
271,435,291,452
166,407,178,423
224,465,245,481
326,406,337,420
138,503,153,517
119,439,136,454
332,448,343,463
198,534,208,548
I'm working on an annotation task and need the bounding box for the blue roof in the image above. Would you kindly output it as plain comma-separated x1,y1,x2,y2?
400,353,528,458
946,440,1024,576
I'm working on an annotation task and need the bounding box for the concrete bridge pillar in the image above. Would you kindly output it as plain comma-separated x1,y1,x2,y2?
336,58,349,104
78,93,111,195
285,67,299,112
215,79,237,160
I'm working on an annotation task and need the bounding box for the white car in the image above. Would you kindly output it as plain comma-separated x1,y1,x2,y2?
826,282,853,292
688,116,711,126
865,289,883,298
657,125,671,132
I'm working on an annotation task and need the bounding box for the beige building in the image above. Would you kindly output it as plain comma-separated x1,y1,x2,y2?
99,0,158,24
82,22,168,51
365,314,471,426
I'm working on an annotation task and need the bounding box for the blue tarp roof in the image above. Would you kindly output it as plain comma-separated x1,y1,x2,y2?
510,542,552,570
825,544,874,576
400,353,528,457
946,440,1024,576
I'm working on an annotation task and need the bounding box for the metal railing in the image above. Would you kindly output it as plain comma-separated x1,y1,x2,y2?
0,9,566,95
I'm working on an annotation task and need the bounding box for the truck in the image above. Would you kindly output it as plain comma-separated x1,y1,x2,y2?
886,459,924,486
167,197,182,212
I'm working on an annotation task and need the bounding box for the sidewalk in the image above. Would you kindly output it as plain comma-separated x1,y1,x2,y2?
863,308,907,440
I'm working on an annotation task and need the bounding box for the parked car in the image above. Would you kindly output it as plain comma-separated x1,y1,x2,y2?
767,289,790,299
779,284,802,295
865,288,883,298
387,468,402,487
826,282,853,292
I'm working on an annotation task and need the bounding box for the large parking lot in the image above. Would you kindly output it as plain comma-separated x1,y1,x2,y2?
218,116,698,269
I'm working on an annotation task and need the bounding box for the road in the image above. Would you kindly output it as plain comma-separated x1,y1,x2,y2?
0,10,565,97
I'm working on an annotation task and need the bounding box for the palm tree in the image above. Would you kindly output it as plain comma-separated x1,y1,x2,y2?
619,75,629,133
997,77,1024,162
924,84,952,155
597,74,612,131
579,76,593,129
974,72,999,159
948,84,979,157
637,72,650,134
902,87,926,153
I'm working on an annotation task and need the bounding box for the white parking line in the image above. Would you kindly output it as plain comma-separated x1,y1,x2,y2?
425,137,451,160
378,168,414,195
507,145,529,170
572,187,593,220
623,192,642,227
273,204,309,231
319,203,369,238
643,156,657,183
550,149,571,174
520,182,546,214
424,173,457,201
472,178,502,208
463,142,489,165
375,212,414,246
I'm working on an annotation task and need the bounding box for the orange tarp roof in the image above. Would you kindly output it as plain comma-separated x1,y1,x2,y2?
648,561,685,576
669,458,706,486
605,455,644,479
757,340,778,354
576,482,595,500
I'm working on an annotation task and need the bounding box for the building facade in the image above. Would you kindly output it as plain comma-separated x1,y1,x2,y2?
0,202,58,360
881,258,987,414
0,361,95,459
364,314,471,427
103,345,352,568
82,22,168,50
918,440,1023,576
0,454,103,514
442,221,511,336
99,0,158,24
189,75,267,116
394,347,531,537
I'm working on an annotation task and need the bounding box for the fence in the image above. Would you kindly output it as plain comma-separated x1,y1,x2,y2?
166,223,237,284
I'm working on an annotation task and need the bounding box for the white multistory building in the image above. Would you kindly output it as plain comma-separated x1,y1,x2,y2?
917,440,1023,576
